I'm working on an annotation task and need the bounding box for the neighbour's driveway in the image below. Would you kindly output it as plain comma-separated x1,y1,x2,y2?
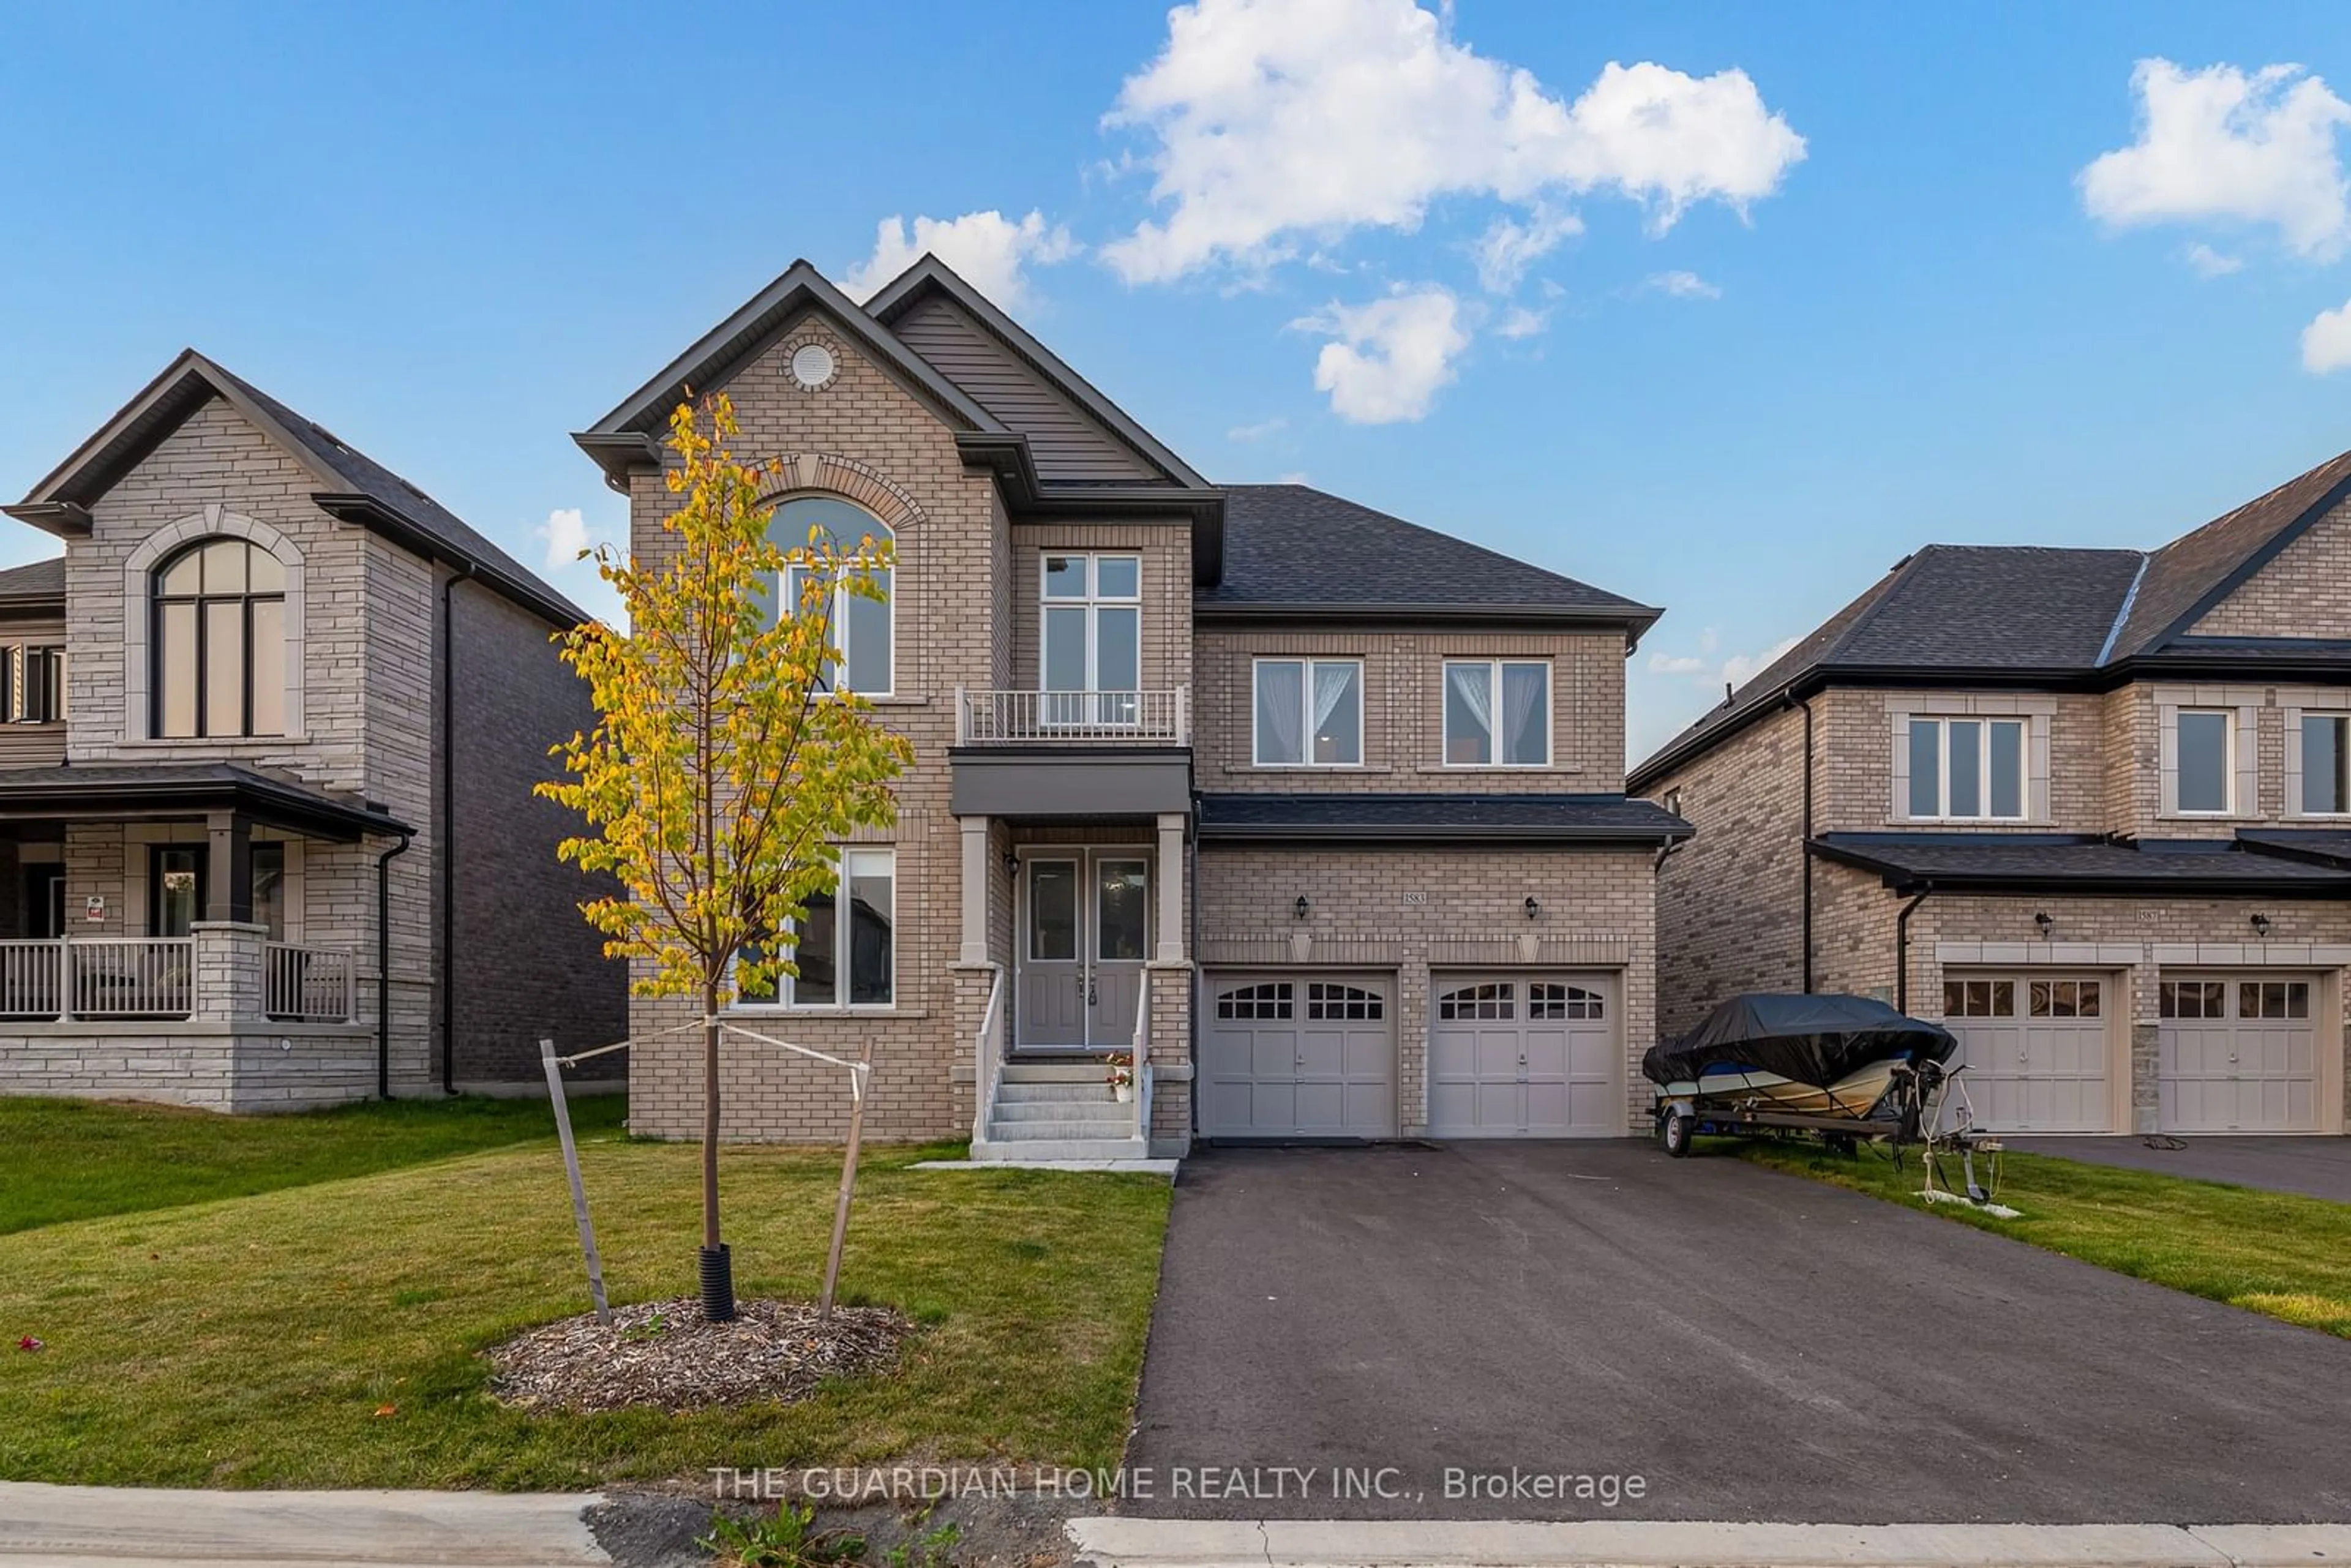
1123,1142,2351,1523
2006,1135,2351,1204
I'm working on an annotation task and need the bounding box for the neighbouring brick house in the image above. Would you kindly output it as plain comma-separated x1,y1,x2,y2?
575,256,1688,1157
0,352,626,1110
1631,451,2351,1137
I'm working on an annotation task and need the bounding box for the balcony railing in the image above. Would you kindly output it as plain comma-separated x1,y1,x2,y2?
956,686,1189,745
266,942,358,1022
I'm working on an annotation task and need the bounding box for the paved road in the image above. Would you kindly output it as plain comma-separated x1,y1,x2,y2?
2006,1136,2351,1204
1124,1142,2351,1523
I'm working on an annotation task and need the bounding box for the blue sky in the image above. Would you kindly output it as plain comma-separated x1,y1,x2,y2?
9,0,2351,760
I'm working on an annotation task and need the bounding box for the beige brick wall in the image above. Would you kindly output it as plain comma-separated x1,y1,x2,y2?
1196,845,1657,1135
1009,523,1193,694
1193,627,1627,792
2192,498,2351,637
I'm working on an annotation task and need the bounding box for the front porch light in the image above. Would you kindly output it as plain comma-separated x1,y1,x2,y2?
1523,895,1540,921
1293,895,1310,921
2251,912,2273,938
2034,911,2053,938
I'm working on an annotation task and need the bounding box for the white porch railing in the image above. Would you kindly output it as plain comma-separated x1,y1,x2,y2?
66,938,193,1019
266,943,358,1022
1131,970,1152,1143
0,939,62,1021
970,964,1007,1147
956,686,1189,745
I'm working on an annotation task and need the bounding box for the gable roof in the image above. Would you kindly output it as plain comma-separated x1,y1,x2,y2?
863,255,1206,489
0,557,64,609
1630,442,2351,793
6,350,585,627
1199,483,1662,638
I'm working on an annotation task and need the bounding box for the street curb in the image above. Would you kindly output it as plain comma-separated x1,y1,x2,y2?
0,1483,611,1565
1063,1518,2351,1568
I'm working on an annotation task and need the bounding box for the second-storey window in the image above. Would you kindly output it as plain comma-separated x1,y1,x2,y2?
1041,553,1140,725
1444,659,1548,766
1906,717,2024,820
776,497,893,696
2,645,64,724
2303,714,2349,815
1254,658,1362,765
152,538,285,738
2176,709,2232,814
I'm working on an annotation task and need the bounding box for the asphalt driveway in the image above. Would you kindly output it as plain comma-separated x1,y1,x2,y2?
2004,1135,2351,1204
1122,1141,2351,1523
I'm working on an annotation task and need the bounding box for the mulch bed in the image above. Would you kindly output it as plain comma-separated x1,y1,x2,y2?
488,1296,912,1415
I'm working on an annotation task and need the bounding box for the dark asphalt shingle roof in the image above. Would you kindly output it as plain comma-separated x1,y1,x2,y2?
0,760,411,836
1811,832,2351,892
1199,485,1659,626
2236,828,2351,869
2112,447,2351,658
1198,792,1690,843
0,557,64,604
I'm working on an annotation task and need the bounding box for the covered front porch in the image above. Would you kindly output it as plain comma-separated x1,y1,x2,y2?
0,762,411,1111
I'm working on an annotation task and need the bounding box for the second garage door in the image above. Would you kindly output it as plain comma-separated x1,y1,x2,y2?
2159,975,2322,1133
1428,973,1620,1138
1941,973,2115,1133
1200,973,1396,1139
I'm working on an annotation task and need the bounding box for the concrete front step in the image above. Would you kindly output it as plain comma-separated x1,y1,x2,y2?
988,1118,1138,1141
994,1098,1130,1122
970,1136,1151,1162
998,1060,1125,1083
997,1079,1122,1104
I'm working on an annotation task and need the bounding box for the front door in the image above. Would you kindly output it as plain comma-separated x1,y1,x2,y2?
1016,850,1150,1049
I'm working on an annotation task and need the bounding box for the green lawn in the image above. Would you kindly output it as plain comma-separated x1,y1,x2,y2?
0,1093,630,1234
0,1115,1171,1488
1737,1138,2351,1337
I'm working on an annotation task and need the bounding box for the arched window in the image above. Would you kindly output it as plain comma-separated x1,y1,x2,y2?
773,496,893,696
152,538,286,737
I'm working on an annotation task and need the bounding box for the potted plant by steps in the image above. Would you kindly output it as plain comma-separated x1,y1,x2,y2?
1108,1056,1136,1104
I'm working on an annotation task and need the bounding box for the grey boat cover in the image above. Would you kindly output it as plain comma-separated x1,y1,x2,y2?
1641,993,1956,1089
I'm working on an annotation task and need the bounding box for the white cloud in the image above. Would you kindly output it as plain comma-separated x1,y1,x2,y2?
1495,305,1551,339
2183,241,2244,277
534,506,595,569
1226,416,1288,441
1645,269,1721,299
1472,206,1584,293
2302,298,2351,372
1292,285,1471,422
1646,631,1798,691
839,209,1079,309
1100,0,1805,284
1647,651,1708,675
2080,59,2351,259
1722,636,1801,688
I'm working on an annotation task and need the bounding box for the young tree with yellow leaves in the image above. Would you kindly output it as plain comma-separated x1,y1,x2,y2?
538,392,911,1322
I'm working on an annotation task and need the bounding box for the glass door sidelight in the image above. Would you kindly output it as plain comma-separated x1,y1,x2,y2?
149,846,207,937
1015,849,1150,1049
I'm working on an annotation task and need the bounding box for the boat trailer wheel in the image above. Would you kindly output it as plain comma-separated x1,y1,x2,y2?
1662,1105,1695,1158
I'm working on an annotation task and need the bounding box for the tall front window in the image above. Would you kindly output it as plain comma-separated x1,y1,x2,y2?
1041,554,1141,726
735,847,896,1009
152,539,285,738
1906,716,2025,820
1253,658,1362,765
775,497,893,696
2175,709,2232,814
1444,659,1548,766
2303,714,2350,815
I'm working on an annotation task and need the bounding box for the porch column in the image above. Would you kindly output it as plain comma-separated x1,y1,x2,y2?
206,811,253,925
959,814,991,966
1156,811,1186,963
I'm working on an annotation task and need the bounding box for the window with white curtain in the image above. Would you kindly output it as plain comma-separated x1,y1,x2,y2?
1443,659,1549,766
1253,658,1362,765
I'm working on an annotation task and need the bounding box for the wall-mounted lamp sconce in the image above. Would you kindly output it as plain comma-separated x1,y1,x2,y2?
1523,895,1541,921
1294,895,1311,921
2034,912,2053,938
1003,852,1021,877
2252,912,2273,938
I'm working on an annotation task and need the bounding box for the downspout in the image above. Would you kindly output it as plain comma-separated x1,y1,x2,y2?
438,564,471,1095
376,828,414,1099
1894,888,1930,1015
1187,819,1201,1142
1794,692,1815,992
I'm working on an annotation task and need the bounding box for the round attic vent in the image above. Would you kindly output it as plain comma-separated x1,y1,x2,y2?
789,342,837,390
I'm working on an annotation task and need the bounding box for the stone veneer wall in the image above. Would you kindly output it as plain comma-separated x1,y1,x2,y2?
1196,845,1657,1136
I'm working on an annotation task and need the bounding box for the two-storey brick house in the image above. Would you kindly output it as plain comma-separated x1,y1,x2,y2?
0,351,626,1109
576,257,1688,1157
1632,452,2351,1137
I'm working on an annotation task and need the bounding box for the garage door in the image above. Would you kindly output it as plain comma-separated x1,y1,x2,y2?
1941,973,2113,1133
1428,974,1619,1138
2159,976,2321,1133
1201,974,1395,1139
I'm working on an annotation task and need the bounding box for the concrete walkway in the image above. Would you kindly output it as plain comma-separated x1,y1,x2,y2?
2006,1135,2351,1203
0,1482,609,1567
1066,1517,2351,1568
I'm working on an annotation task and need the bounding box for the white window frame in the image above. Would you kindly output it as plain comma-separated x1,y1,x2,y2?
730,847,897,1011
1251,656,1364,768
1038,553,1142,692
1441,658,1551,768
1903,715,2027,822
2172,707,2235,817
2296,711,2351,817
778,498,894,699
